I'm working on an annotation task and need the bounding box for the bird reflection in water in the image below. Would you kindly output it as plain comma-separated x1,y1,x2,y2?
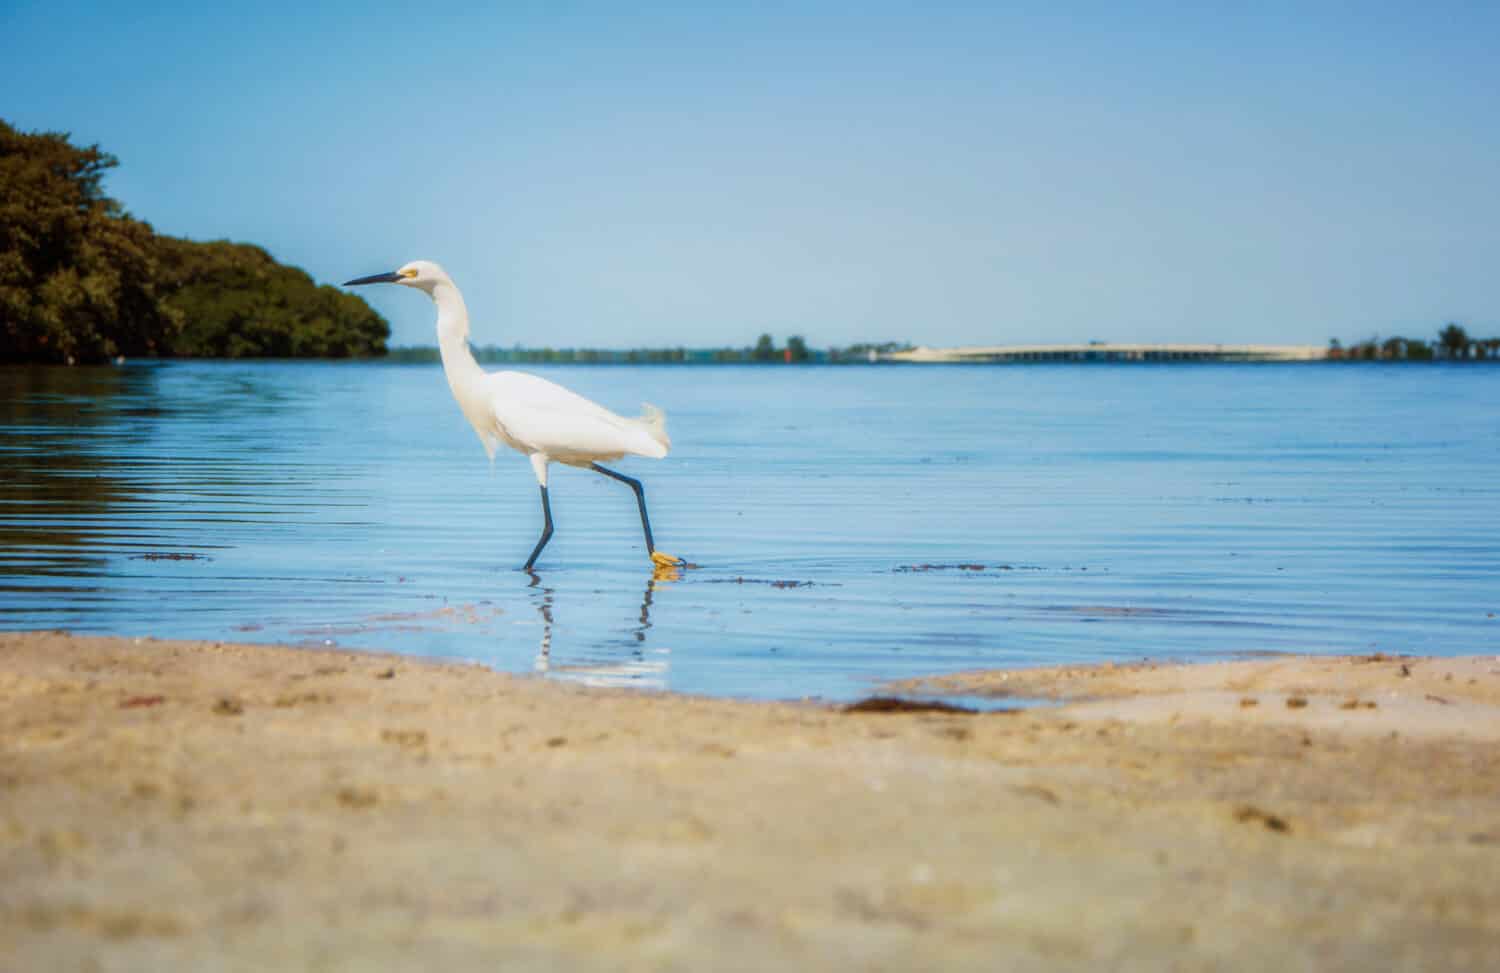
528,561,679,689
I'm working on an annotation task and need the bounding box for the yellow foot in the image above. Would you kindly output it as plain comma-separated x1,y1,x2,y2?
651,550,685,569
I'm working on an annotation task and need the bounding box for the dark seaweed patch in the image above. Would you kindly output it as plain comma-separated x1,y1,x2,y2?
702,578,818,588
842,696,976,714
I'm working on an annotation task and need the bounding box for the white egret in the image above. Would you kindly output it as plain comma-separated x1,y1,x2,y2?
345,261,683,572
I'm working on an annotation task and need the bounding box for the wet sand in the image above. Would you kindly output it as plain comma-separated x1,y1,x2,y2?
3,632,1497,970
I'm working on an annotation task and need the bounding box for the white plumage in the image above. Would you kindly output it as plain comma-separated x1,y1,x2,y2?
345,260,682,572
470,371,669,467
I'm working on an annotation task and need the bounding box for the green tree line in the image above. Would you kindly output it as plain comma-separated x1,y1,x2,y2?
384,336,912,365
1,119,387,364
1330,323,1500,361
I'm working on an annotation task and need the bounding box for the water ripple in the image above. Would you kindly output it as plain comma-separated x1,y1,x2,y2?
2,361,1498,698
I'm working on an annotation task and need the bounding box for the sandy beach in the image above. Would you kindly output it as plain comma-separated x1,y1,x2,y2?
2,631,1497,970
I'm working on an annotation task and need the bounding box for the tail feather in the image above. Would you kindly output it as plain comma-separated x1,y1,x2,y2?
637,403,670,456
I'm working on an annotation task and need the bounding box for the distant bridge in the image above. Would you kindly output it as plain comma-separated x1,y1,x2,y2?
882,343,1327,363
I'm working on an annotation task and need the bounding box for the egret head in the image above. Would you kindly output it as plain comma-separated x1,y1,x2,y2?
344,260,451,294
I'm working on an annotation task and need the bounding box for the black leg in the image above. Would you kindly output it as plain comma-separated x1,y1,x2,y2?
522,484,554,570
590,463,655,554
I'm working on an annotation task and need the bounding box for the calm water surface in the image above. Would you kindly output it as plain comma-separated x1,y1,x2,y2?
1,362,1496,699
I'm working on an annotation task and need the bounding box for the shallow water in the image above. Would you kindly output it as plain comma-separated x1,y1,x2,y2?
2,361,1497,699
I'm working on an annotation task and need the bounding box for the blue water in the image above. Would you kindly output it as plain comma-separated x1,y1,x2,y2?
2,361,1496,699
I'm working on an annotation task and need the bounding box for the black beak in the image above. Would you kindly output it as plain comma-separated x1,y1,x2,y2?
344,271,403,286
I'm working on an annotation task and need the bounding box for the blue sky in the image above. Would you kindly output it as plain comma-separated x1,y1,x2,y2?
4,1,1497,349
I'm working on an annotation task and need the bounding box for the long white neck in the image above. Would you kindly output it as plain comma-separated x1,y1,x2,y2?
432,280,484,388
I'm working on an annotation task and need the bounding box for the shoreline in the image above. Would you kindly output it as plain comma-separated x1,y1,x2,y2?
3,631,1497,968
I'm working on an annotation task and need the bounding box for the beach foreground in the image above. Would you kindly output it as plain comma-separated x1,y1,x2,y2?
2,633,1497,970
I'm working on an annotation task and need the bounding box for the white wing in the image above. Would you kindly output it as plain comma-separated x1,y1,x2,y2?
482,371,668,465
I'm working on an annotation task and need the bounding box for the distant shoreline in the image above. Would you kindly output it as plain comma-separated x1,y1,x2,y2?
9,354,1500,368
372,345,1496,365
